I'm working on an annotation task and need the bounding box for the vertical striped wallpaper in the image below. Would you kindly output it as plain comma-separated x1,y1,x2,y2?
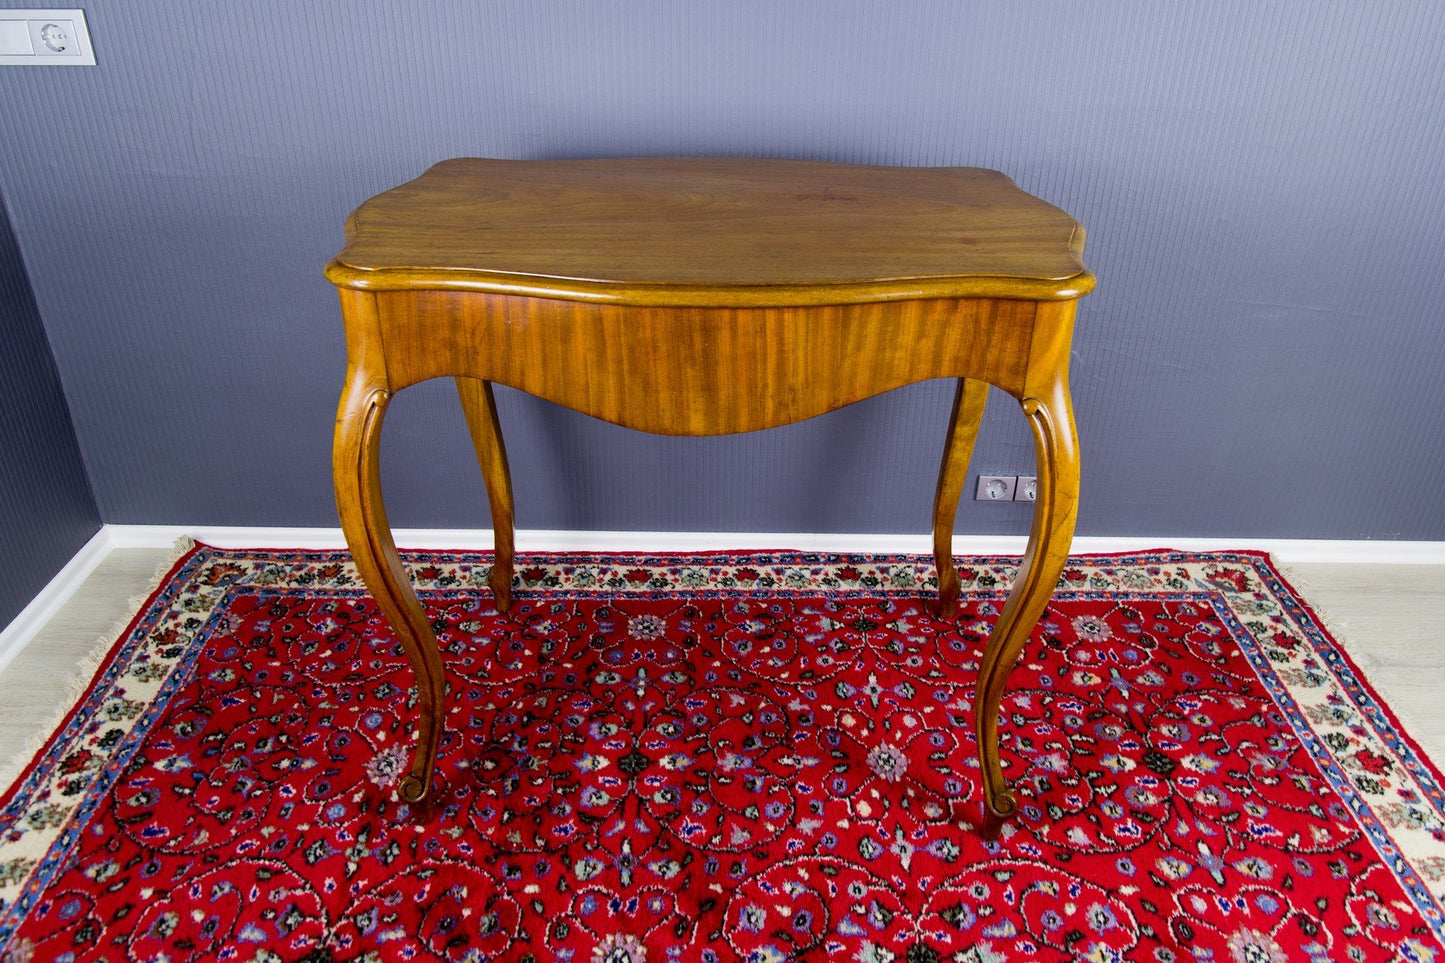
0,0,1441,538
0,191,99,627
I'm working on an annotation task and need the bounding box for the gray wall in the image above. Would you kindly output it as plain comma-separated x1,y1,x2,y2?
0,191,100,627
0,1,1442,540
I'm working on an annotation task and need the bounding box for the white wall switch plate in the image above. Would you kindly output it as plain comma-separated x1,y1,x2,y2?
0,9,95,65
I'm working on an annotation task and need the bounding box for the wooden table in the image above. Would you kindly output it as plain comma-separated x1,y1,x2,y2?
326,157,1094,838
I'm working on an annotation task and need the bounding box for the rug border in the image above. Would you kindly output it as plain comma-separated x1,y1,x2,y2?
0,541,205,810
1247,549,1445,795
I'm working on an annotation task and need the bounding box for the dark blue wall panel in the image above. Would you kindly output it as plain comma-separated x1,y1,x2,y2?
0,1,1441,539
0,191,100,628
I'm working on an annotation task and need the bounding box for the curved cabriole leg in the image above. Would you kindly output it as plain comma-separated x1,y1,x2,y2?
932,379,989,619
975,380,1079,840
456,378,515,612
335,364,446,811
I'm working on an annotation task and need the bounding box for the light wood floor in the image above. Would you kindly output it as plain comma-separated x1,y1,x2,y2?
2,548,1442,781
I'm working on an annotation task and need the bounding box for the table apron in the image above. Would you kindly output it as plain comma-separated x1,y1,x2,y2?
366,291,1039,435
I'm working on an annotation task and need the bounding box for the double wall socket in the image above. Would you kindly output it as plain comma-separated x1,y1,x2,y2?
975,474,1037,502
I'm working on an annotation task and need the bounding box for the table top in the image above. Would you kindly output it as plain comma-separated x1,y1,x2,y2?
326,156,1094,307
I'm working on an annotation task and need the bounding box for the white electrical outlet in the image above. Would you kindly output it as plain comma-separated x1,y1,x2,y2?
1015,475,1038,502
0,9,95,65
975,475,1017,502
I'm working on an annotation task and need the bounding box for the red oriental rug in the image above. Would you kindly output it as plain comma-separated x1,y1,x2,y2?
1,546,1443,962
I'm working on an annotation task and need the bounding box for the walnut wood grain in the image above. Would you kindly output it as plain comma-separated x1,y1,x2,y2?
456,378,514,611
933,379,990,620
328,157,1092,833
376,293,1034,433
332,289,444,809
974,299,1081,840
327,157,1093,306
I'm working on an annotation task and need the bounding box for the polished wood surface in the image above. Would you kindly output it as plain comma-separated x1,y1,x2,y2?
329,157,1092,838
375,292,1036,433
333,289,445,809
933,379,990,619
456,377,514,610
327,156,1094,306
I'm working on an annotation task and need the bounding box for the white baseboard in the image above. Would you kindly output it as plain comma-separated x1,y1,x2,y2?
0,528,114,676
101,524,1445,565
4,524,1443,679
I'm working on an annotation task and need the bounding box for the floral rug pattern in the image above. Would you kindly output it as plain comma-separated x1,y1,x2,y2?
1,547,1443,961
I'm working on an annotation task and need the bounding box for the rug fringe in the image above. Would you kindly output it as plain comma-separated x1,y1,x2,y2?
0,537,197,792
1267,554,1436,745
1269,557,1355,638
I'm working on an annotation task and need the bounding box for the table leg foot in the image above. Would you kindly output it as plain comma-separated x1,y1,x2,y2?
973,385,1079,837
400,773,440,821
978,789,1018,841
336,362,447,815
458,378,515,614
399,773,428,804
932,379,988,620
